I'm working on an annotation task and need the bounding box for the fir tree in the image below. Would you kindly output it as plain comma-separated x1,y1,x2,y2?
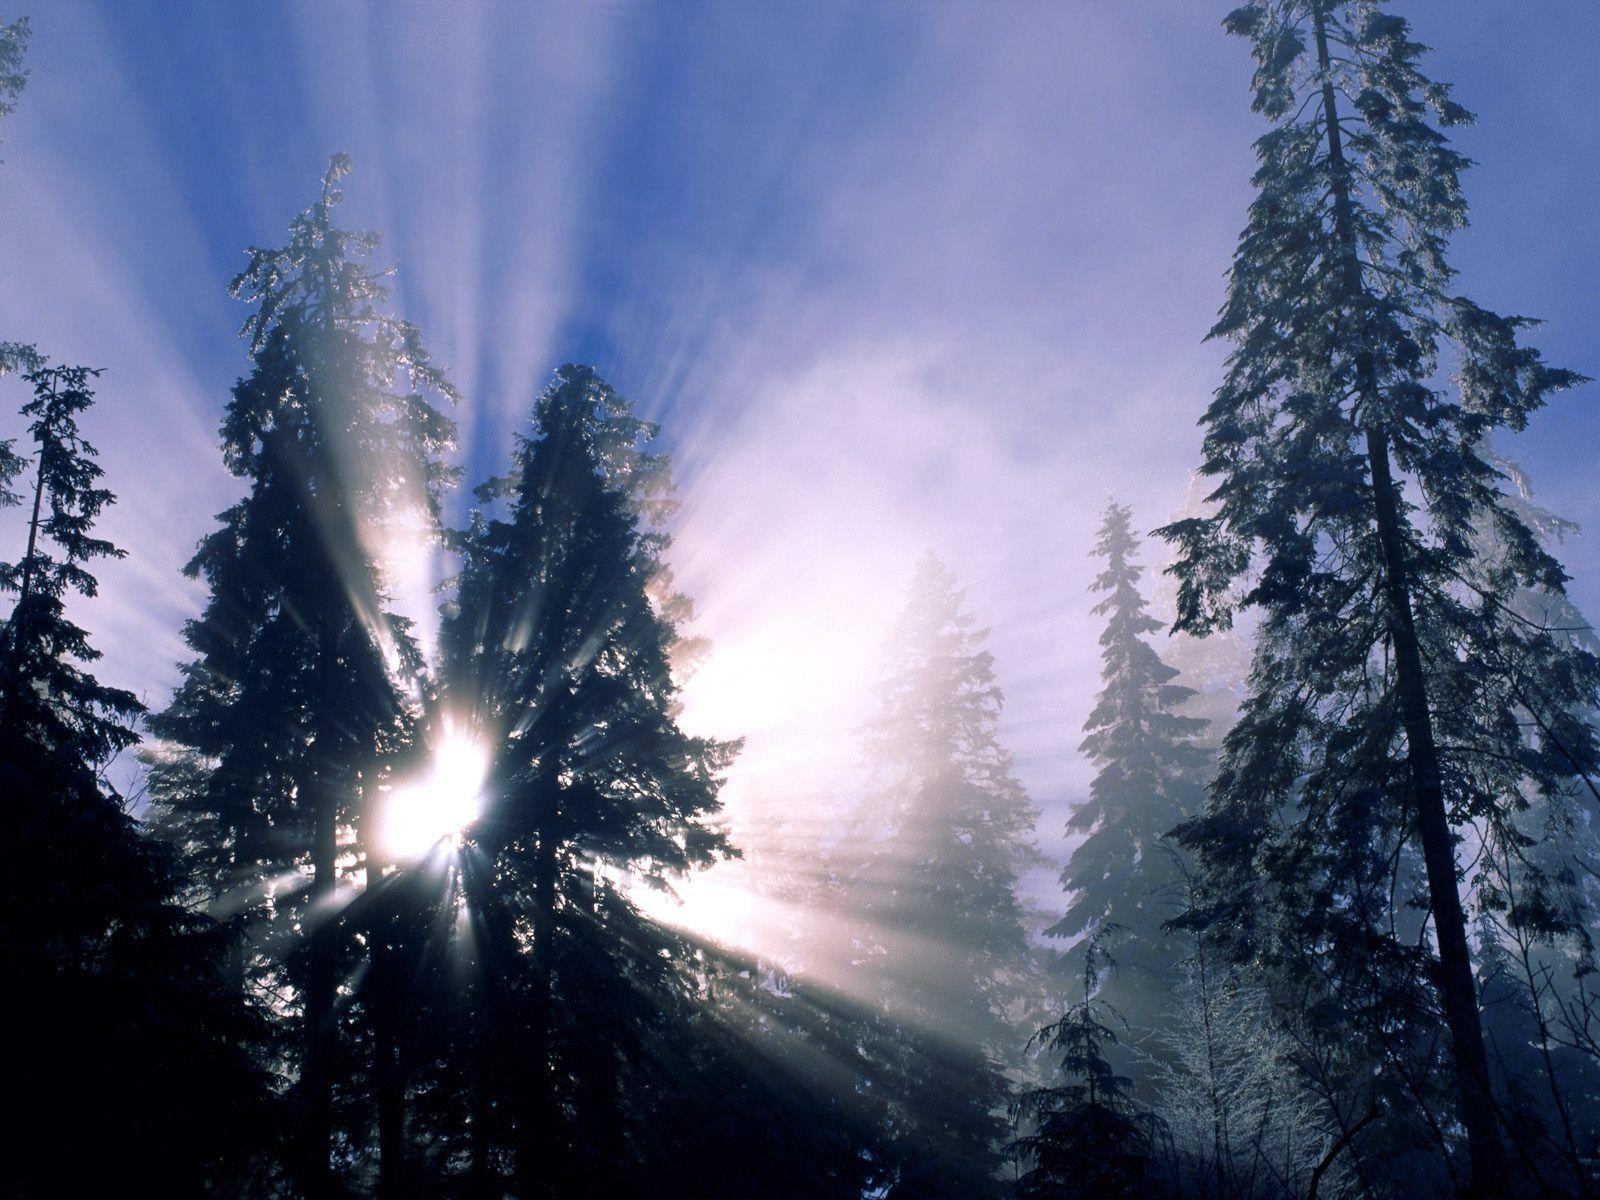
1054,500,1209,1047
1012,934,1159,1200
147,154,457,1194
844,552,1040,1199
1159,3,1598,1192
438,364,738,1196
2,364,271,1194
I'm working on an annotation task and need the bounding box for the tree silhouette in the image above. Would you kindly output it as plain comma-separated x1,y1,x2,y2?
1012,933,1159,1200
2,364,272,1195
147,154,457,1195
438,364,737,1196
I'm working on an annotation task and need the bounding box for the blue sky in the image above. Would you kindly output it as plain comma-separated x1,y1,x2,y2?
1,1,1596,843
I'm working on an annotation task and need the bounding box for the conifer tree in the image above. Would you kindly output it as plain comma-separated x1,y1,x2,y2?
438,364,737,1196
2,364,271,1194
1159,3,1598,1192
1012,934,1159,1200
843,552,1040,1199
1054,501,1209,1046
147,154,457,1194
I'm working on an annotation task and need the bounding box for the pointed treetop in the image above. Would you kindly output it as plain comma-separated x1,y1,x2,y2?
1,363,141,772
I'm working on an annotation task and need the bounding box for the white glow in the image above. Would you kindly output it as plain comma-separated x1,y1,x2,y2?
378,734,490,862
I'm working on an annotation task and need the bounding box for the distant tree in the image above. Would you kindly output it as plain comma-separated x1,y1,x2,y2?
437,364,738,1197
1159,2,1597,1193
1012,933,1160,1200
1054,500,1209,1052
146,154,457,1195
2,364,272,1195
841,552,1041,1199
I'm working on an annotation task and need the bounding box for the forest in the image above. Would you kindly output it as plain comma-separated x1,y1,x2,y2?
2,2,1598,1198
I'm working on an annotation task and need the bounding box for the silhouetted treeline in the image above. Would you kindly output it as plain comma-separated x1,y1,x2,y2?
4,3,1599,1199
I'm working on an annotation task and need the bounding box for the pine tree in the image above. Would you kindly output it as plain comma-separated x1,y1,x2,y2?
1054,501,1209,1049
1012,934,1159,1200
1159,3,1598,1192
843,552,1040,1199
147,154,457,1194
437,364,737,1196
2,364,271,1194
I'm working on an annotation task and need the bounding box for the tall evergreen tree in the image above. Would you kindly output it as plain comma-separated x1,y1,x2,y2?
842,552,1040,1199
437,364,738,1197
1159,2,1597,1192
2,364,271,1194
1053,500,1209,1047
1011,934,1160,1200
147,154,457,1195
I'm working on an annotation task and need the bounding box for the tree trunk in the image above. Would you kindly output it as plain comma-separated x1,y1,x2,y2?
515,816,559,1200
470,1012,493,1199
1308,3,1505,1190
302,612,342,1198
373,866,408,1200
1364,427,1505,1193
0,374,53,733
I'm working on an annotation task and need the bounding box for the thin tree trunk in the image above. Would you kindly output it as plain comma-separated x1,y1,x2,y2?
1364,427,1504,1191
1307,4,1505,1190
16,382,48,607
1,372,53,729
373,865,408,1200
516,811,558,1200
470,1011,493,1199
303,612,342,1198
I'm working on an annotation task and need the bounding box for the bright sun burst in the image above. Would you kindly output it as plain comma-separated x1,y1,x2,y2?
378,733,491,862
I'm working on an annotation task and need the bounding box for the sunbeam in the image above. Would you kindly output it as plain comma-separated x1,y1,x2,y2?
2,4,1596,1197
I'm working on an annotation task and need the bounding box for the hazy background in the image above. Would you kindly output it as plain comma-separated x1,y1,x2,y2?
1,0,1595,878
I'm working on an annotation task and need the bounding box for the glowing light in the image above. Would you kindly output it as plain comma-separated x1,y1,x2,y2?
378,734,490,861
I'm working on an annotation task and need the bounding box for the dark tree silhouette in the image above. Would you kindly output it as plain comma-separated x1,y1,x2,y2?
1012,934,1159,1200
2,364,272,1195
146,154,457,1196
1159,2,1598,1193
1053,500,1209,1052
438,364,737,1196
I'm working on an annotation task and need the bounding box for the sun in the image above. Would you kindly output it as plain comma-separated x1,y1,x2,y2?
377,733,490,861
